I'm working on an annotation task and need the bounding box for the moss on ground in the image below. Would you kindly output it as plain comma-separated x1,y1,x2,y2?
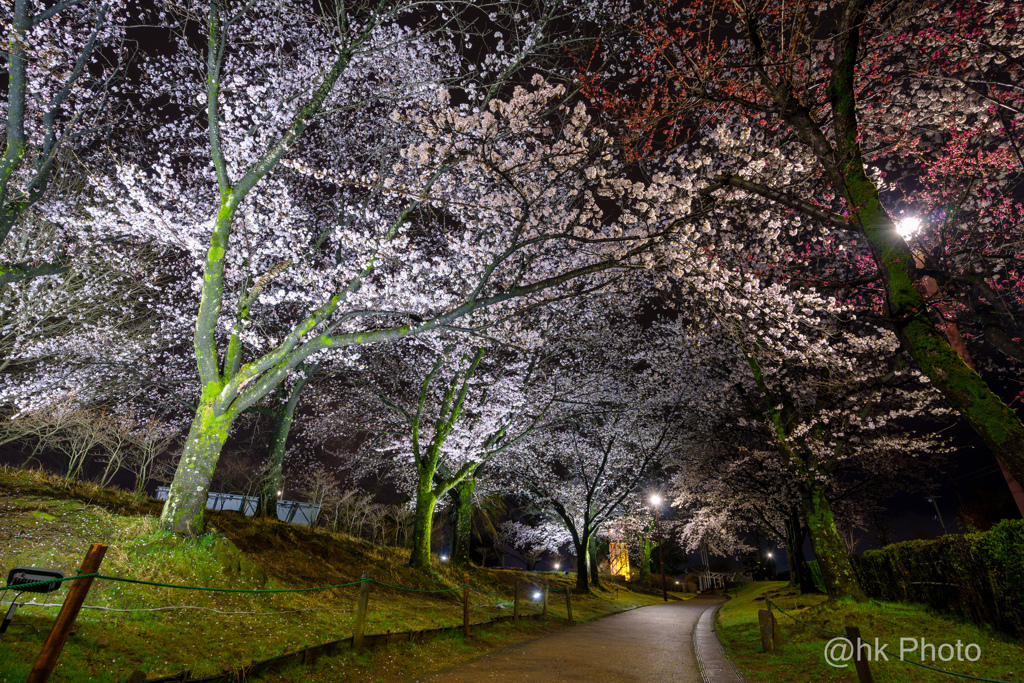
0,467,662,682
718,582,1024,682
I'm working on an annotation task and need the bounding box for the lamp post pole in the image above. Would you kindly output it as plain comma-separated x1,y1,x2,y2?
651,494,667,602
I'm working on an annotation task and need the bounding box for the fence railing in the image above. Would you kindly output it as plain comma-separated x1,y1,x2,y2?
762,595,1014,683
154,488,321,526
3,544,573,683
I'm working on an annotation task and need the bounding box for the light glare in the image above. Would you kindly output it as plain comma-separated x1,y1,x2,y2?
897,216,922,239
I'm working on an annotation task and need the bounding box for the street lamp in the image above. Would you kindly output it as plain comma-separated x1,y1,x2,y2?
650,494,668,602
897,216,922,239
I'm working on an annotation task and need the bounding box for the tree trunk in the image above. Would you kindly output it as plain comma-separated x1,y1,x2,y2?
409,472,439,569
449,477,475,567
159,403,232,534
588,535,602,589
822,23,1024,491
256,410,288,519
256,368,314,518
801,485,866,601
786,509,817,594
640,538,653,587
573,534,590,593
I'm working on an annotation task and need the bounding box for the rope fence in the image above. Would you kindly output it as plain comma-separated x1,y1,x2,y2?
2,545,576,683
765,596,1015,683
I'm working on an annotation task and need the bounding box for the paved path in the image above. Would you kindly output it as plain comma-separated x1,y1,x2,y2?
415,596,745,682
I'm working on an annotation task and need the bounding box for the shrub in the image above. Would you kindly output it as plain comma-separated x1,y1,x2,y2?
851,519,1024,636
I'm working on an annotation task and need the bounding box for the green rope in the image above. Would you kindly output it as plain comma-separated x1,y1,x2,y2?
766,597,844,636
3,573,99,592
768,598,1014,683
91,575,368,594
895,656,1015,683
369,579,464,593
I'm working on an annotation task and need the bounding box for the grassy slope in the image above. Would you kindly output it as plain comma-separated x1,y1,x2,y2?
718,581,1024,683
0,467,664,682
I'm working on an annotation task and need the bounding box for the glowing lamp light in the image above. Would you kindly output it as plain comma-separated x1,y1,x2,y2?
897,216,922,239
534,592,542,600
767,552,773,559
277,490,282,497
650,494,662,507
440,555,449,562
554,563,560,570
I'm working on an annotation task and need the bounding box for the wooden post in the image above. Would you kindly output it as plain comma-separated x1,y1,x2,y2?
565,588,573,624
28,543,107,683
846,626,875,683
462,574,470,638
513,583,520,622
352,575,371,652
542,587,548,618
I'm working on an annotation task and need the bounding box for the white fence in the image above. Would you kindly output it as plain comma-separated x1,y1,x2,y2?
155,487,321,526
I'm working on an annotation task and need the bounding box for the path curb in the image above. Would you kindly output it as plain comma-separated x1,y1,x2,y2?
694,601,746,683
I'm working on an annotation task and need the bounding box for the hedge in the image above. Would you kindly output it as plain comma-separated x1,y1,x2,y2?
851,519,1024,636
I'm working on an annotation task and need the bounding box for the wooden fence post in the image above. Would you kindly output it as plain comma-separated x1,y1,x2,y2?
565,588,573,624
542,587,548,618
27,543,107,683
513,583,520,622
846,626,875,683
462,574,470,638
352,575,371,652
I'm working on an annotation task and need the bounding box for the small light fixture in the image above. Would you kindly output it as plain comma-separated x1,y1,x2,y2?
553,563,560,570
767,552,773,559
277,490,282,497
440,555,448,562
650,494,662,507
2,567,65,643
534,592,542,600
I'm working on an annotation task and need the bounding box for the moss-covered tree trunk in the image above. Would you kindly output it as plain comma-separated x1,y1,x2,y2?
409,469,439,569
802,485,866,601
256,368,314,518
449,477,475,567
640,537,654,586
159,401,232,534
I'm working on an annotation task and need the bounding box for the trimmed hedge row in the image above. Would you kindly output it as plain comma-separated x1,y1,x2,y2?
851,519,1024,636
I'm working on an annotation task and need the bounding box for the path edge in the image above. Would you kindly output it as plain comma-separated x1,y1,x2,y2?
693,599,747,683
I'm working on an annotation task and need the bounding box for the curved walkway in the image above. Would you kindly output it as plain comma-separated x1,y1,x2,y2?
415,595,745,682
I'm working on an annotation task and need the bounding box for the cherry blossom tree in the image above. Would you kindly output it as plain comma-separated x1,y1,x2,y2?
2,0,129,285
70,0,695,533
582,0,1024,495
496,520,566,570
654,280,947,599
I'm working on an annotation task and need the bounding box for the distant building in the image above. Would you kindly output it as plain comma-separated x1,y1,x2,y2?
609,540,631,581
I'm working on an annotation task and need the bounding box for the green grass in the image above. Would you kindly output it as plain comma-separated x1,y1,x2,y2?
718,582,1024,682
0,466,664,682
